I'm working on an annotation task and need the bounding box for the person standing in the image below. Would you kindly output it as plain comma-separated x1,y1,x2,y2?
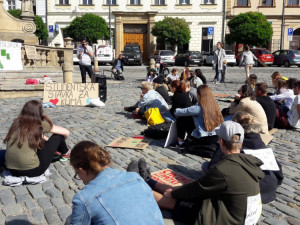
77,39,93,83
239,46,257,81
212,42,226,84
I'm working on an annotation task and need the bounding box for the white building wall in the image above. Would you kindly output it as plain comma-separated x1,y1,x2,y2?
36,0,46,23
47,0,224,49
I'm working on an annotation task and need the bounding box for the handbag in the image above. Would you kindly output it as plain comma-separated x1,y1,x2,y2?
144,108,165,126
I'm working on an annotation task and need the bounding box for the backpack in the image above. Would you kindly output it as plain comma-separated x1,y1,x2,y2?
142,122,171,139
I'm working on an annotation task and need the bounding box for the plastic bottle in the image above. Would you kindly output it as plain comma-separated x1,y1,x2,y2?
44,75,49,83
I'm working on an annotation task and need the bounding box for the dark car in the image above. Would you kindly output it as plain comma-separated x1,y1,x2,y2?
175,51,204,66
122,44,143,66
272,49,300,67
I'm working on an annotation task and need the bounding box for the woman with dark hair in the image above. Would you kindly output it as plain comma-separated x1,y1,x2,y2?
169,80,192,116
69,141,164,225
229,84,268,133
194,69,207,84
145,68,157,83
4,100,70,177
174,85,223,148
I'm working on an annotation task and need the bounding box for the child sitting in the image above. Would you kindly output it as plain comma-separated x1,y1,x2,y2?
145,69,157,83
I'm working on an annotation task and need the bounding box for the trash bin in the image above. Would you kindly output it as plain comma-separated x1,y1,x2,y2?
93,73,107,102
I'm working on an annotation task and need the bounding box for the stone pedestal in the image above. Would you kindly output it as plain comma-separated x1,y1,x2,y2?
63,37,73,83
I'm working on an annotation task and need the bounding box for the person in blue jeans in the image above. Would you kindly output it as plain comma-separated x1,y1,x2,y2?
212,42,226,84
68,141,164,225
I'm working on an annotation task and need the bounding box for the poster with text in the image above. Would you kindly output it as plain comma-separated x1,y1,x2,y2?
43,83,99,106
0,41,23,71
107,137,151,150
151,169,194,187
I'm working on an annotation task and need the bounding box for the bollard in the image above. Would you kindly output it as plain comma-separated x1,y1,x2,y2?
150,58,155,70
94,56,99,72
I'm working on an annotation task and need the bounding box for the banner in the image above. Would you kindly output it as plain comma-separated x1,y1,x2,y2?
0,41,23,71
43,83,99,106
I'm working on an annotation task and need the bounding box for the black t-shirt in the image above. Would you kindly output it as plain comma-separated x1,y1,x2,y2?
156,86,170,104
256,96,277,130
170,91,192,116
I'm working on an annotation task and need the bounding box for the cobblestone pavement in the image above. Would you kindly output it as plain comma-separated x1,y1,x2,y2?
0,65,300,225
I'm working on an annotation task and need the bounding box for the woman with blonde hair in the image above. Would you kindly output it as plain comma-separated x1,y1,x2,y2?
69,141,164,224
173,85,224,148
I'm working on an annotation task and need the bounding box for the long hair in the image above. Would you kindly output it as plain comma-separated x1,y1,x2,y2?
170,80,186,93
197,85,224,131
240,84,255,100
4,100,53,149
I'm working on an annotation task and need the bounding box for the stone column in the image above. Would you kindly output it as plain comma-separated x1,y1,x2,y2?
148,13,157,60
115,14,123,57
20,0,35,21
63,37,73,83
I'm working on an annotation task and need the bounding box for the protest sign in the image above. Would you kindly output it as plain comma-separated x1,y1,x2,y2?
107,137,151,150
24,45,39,60
43,83,99,106
151,169,193,187
244,193,262,225
244,148,279,171
164,122,177,148
0,41,23,71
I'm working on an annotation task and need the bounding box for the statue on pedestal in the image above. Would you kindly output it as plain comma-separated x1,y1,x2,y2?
20,0,35,21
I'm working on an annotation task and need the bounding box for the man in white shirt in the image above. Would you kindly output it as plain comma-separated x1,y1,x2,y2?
77,39,93,83
288,80,300,128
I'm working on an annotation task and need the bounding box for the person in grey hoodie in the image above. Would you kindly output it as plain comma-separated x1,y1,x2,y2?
212,42,226,84
239,46,257,81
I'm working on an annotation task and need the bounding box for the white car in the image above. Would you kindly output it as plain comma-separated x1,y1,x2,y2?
94,45,115,65
73,49,79,64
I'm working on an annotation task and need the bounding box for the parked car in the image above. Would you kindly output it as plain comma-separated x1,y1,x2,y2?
94,45,114,65
175,51,204,66
203,51,214,65
73,49,79,64
152,50,175,66
122,44,143,66
272,49,300,67
236,48,273,67
224,50,236,66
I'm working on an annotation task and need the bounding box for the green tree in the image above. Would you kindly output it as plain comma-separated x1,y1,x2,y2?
64,13,109,44
8,9,49,42
226,12,273,46
151,17,191,48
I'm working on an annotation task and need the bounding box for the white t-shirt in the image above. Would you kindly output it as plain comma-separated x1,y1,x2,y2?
166,74,179,81
288,95,300,128
77,45,93,66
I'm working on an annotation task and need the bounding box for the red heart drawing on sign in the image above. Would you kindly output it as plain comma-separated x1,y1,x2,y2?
50,99,59,105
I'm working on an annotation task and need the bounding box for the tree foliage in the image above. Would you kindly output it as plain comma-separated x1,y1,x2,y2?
8,9,48,41
225,12,273,46
64,13,109,44
151,17,191,46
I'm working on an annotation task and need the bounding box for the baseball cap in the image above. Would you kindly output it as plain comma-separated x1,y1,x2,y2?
215,121,244,143
153,76,164,84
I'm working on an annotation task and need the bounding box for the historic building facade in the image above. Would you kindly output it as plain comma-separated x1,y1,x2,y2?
47,0,225,59
226,0,300,51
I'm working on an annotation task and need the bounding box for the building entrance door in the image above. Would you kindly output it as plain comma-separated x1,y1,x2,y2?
290,28,300,50
123,24,148,62
201,28,213,53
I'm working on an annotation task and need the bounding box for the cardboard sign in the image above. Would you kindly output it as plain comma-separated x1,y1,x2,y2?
107,137,151,150
244,193,262,225
43,83,99,106
0,41,23,71
151,169,194,187
244,148,279,171
164,121,177,148
24,45,39,60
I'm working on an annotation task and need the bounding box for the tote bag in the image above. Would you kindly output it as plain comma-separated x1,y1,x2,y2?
145,108,165,126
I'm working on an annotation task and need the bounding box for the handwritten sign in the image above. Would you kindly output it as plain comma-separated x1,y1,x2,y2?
43,83,99,106
151,169,194,187
243,148,279,171
24,45,39,60
244,193,262,225
107,137,151,150
0,41,23,71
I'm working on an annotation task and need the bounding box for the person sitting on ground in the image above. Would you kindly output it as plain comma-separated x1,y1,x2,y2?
145,68,158,83
155,63,160,75
187,70,203,88
181,80,198,105
153,76,170,104
165,68,179,85
124,81,169,119
4,100,70,177
179,67,190,81
248,74,257,90
255,82,277,130
173,85,223,149
208,112,283,204
194,68,207,84
68,141,164,225
112,54,124,74
129,121,264,225
270,71,282,93
229,84,269,133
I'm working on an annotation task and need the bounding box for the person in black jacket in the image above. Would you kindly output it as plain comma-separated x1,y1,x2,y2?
153,77,170,104
112,54,124,73
195,69,207,84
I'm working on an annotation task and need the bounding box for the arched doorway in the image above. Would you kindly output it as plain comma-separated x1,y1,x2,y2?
290,28,300,50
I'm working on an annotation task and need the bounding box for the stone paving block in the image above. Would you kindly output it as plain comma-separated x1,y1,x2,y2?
285,216,300,225
53,178,69,191
15,194,30,203
11,186,28,196
51,198,66,209
38,197,53,210
63,190,75,205
45,187,63,198
27,185,46,199
0,189,15,205
44,208,61,224
271,201,300,219
276,187,296,198
5,214,30,225
264,217,289,225
24,199,37,210
57,206,72,222
2,203,22,216
0,211,5,225
31,208,46,224
42,181,55,191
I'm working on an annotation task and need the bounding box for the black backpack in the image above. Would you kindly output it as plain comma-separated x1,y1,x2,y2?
142,122,171,139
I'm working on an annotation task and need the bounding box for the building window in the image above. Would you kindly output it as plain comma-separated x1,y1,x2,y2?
262,0,273,6
154,0,165,5
203,0,215,4
130,0,141,5
106,0,117,4
237,0,248,6
59,0,69,4
179,0,190,4
7,0,16,10
82,0,93,5
287,0,299,6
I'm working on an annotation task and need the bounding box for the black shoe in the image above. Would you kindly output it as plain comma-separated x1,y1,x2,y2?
127,160,139,174
124,106,135,112
138,158,151,182
169,142,181,149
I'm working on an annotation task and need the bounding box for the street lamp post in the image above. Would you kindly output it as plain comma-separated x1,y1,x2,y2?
280,0,286,50
109,0,111,45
